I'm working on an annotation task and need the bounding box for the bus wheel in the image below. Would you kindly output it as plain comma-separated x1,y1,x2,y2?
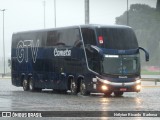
29,78,35,92
80,80,90,96
114,91,124,97
70,79,77,95
22,79,29,91
104,92,112,97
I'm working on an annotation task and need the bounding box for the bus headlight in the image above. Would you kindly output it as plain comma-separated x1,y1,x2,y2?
101,85,108,91
136,79,141,84
136,85,141,90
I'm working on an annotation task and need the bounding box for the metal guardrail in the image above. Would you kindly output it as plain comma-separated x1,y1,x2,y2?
141,75,160,85
141,75,160,79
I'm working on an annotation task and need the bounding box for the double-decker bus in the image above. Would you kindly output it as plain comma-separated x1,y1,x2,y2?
11,24,149,96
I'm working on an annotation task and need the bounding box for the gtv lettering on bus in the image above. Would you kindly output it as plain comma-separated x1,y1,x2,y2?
16,40,39,63
54,48,71,56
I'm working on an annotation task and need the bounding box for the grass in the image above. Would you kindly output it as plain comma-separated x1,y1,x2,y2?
141,70,160,75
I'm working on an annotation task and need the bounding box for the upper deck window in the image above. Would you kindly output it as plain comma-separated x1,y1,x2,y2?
47,31,59,46
81,28,97,45
96,27,138,50
46,28,81,47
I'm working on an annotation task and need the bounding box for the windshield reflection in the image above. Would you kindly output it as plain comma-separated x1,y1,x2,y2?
102,54,140,75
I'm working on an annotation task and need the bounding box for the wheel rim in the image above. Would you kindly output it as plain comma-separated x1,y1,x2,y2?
71,81,76,93
80,83,86,95
29,80,33,90
23,80,28,91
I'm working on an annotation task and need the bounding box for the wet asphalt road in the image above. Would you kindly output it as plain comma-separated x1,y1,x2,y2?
0,78,160,120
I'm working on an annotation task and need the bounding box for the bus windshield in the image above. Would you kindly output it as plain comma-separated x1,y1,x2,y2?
102,54,140,75
96,27,138,49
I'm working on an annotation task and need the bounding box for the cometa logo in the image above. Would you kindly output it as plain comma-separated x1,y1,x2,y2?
54,48,71,56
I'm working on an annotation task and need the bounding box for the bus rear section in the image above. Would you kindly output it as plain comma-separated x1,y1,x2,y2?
11,25,149,97
11,27,88,93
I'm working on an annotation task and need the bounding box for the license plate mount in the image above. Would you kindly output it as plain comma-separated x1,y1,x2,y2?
120,88,127,91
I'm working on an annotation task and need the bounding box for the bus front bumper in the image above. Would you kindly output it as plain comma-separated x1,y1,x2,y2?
93,77,141,93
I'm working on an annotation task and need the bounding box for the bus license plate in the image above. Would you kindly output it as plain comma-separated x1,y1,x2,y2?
120,88,127,91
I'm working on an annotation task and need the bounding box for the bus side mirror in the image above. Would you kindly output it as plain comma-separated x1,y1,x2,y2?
90,45,103,55
90,45,104,60
139,47,149,62
145,52,149,62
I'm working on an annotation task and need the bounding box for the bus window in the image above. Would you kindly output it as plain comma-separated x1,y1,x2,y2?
96,28,138,49
59,28,81,47
46,31,60,46
81,28,97,45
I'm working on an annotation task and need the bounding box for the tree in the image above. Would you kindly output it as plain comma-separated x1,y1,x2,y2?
116,4,160,66
156,0,160,11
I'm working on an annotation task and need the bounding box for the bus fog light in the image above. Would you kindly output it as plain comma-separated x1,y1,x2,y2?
101,85,108,91
136,85,141,90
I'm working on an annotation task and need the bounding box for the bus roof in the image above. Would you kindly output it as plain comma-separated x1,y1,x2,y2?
80,24,131,29
13,24,131,35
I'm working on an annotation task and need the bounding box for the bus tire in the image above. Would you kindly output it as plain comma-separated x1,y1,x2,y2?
22,79,29,91
80,80,90,96
29,77,35,92
104,92,112,97
70,79,77,95
114,91,124,97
